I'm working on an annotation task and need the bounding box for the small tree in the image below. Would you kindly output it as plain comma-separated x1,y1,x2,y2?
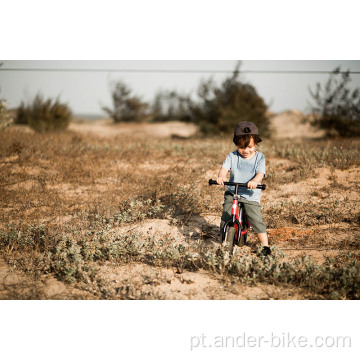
103,81,149,123
308,67,360,137
188,62,270,136
151,90,192,122
15,94,72,132
15,100,31,124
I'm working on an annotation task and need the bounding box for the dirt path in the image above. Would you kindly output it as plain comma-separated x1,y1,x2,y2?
69,119,198,139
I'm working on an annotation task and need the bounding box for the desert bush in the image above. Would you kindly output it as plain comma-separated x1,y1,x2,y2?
111,197,165,225
0,224,56,276
52,235,97,283
70,232,360,299
263,198,359,229
0,224,54,253
262,139,360,178
151,90,192,122
15,102,30,125
188,62,270,136
2,224,359,299
308,67,360,137
15,94,72,132
103,81,150,123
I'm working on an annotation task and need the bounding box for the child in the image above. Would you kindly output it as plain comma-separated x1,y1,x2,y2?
216,121,271,256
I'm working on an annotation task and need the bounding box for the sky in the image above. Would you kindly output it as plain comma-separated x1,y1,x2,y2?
1,60,360,116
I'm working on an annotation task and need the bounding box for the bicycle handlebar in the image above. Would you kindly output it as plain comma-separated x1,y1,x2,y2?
208,179,266,190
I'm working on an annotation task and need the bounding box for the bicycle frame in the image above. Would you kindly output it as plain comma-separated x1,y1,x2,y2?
208,179,265,245
222,185,250,245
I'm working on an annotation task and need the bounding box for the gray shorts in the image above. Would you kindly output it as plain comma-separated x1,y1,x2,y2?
220,192,267,234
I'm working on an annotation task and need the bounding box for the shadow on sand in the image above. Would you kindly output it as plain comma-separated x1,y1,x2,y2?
169,213,260,254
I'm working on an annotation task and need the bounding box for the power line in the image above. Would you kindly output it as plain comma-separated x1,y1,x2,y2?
0,68,360,74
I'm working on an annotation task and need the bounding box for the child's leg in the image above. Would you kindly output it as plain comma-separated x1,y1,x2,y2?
257,233,269,247
242,200,268,246
219,191,233,233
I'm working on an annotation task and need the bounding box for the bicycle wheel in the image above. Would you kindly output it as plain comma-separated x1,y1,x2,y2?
224,226,236,255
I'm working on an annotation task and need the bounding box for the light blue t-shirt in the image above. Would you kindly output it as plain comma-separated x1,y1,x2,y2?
222,150,266,203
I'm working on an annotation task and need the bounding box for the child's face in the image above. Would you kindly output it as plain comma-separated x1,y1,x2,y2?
237,137,256,158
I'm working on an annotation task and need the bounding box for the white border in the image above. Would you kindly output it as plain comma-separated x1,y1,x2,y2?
1,0,360,59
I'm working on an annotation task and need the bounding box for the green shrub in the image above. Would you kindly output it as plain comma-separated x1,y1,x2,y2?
151,90,192,122
103,81,150,123
15,102,30,125
52,236,96,283
1,222,360,299
15,94,72,132
309,67,360,137
188,62,270,136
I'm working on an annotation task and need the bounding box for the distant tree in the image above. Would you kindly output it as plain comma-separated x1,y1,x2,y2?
308,67,360,137
151,90,192,122
15,100,31,124
188,62,270,136
15,94,72,132
103,81,150,123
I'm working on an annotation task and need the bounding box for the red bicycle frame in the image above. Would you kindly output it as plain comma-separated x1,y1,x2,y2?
208,179,266,244
228,193,250,244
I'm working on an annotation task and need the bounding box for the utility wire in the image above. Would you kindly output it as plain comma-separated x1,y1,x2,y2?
0,68,360,74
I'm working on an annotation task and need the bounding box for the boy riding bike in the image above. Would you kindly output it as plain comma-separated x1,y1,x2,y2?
216,121,271,256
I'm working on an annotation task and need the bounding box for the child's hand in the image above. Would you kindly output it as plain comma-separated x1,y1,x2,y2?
216,177,227,185
247,180,258,189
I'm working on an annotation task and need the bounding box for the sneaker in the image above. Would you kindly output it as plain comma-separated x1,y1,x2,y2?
261,246,271,256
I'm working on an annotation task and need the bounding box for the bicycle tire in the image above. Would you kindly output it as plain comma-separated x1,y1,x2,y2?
224,226,236,255
239,232,247,247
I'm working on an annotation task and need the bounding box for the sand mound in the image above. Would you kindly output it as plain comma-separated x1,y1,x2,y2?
69,119,198,139
269,110,325,139
9,109,325,141
70,111,324,140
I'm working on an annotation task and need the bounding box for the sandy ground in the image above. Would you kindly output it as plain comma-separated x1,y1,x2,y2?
0,258,97,300
13,110,322,140
69,118,198,139
70,110,324,140
269,110,325,139
1,112,359,299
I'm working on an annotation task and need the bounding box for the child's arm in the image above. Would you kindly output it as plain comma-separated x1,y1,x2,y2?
216,167,229,185
247,172,264,189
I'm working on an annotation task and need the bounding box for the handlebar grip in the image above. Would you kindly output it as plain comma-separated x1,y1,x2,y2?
208,179,218,185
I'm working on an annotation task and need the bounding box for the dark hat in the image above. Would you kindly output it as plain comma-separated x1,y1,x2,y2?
234,121,259,136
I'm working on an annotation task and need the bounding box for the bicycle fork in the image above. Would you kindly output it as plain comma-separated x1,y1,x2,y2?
222,194,242,243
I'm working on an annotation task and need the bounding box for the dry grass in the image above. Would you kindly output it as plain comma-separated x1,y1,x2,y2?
1,127,359,299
